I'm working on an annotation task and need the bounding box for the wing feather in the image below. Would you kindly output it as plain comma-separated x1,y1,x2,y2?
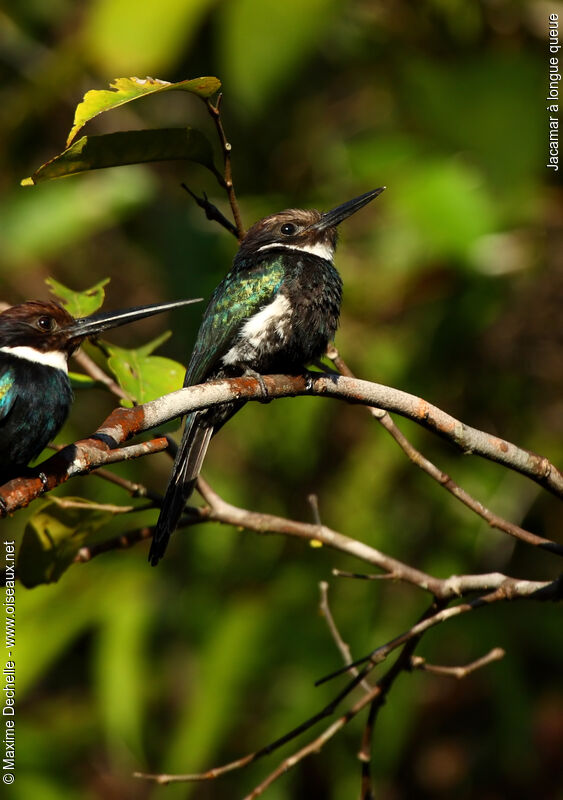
185,257,285,385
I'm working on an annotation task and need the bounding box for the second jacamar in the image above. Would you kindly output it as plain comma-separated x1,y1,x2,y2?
0,297,201,485
149,187,385,565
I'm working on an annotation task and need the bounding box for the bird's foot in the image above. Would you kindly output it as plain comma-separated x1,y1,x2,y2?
304,370,317,393
0,495,7,517
243,368,270,403
37,472,49,494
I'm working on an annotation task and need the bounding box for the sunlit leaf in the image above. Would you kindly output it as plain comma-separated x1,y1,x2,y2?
46,277,110,317
22,128,217,186
105,332,186,405
17,497,124,587
67,75,220,146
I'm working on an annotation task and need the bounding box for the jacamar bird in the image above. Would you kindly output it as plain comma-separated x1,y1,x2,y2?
149,187,385,566
0,297,201,484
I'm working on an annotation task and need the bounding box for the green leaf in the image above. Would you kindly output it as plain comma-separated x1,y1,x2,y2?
17,497,121,587
105,332,186,405
46,276,110,317
22,128,217,186
67,75,221,146
68,371,99,389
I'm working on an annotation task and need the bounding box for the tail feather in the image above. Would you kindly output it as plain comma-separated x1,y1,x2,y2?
149,412,213,566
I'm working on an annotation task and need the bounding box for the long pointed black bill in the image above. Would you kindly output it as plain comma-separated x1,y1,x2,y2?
65,297,202,340
312,186,386,231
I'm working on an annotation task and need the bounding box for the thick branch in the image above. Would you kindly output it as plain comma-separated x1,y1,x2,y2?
1,374,561,520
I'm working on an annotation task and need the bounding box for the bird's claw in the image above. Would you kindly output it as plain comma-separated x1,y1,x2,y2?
38,472,49,494
244,368,270,403
304,371,316,392
0,495,7,517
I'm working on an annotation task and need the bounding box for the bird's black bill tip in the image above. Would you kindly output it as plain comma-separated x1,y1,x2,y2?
66,297,202,340
314,186,386,231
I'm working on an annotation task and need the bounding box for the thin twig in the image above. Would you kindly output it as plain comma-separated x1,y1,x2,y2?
72,348,130,401
332,569,398,581
181,183,239,237
409,647,506,679
91,468,163,504
317,578,562,686
319,581,372,692
206,94,245,239
75,527,153,562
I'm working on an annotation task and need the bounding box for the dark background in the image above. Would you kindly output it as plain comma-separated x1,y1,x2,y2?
1,1,562,798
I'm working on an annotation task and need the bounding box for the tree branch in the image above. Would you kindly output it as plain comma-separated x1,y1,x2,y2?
1,374,561,523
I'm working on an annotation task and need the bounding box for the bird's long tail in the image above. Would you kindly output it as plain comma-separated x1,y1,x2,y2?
149,412,213,566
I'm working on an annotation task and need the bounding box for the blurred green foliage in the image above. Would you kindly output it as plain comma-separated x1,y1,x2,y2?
1,1,561,798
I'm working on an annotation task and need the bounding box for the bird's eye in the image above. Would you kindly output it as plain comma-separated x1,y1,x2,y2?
36,316,54,332
280,223,297,236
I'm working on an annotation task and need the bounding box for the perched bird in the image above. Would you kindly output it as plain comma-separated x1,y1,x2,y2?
149,187,385,565
0,297,201,484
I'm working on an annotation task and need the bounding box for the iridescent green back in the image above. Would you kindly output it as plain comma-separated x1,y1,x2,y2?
185,256,285,386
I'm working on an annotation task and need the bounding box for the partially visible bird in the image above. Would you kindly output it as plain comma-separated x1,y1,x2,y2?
149,187,385,565
0,297,201,484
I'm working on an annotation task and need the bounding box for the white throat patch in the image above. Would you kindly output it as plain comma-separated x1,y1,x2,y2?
0,345,68,373
257,241,335,262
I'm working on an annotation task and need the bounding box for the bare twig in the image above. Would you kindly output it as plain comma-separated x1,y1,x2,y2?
75,527,153,562
319,581,372,692
318,578,562,686
409,647,506,679
91,468,162,504
206,94,245,239
181,183,239,238
72,348,130,401
332,569,398,581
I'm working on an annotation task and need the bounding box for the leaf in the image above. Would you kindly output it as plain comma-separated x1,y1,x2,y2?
46,277,110,317
67,75,221,146
22,128,217,186
17,497,120,587
68,371,99,389
105,332,186,405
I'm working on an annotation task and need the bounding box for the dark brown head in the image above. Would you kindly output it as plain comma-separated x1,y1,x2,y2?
237,187,386,262
0,301,77,354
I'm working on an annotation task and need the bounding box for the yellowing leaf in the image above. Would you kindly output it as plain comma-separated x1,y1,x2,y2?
23,128,217,186
17,497,120,587
67,75,220,146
